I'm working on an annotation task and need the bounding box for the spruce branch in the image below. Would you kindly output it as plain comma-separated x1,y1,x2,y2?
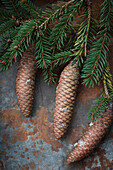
87,93,113,120
49,1,82,51
87,61,113,120
72,1,96,67
1,0,20,16
51,51,73,66
82,0,113,87
43,65,57,85
35,28,52,69
0,20,36,71
103,62,113,95
49,0,95,68
38,0,82,30
0,19,16,37
0,8,12,23
19,0,43,19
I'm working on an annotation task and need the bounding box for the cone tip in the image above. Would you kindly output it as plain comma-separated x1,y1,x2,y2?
67,157,72,165
55,133,61,139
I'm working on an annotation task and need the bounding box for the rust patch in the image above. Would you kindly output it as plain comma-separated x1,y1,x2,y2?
6,145,11,149
21,154,25,158
14,151,18,153
80,148,112,169
0,151,7,155
5,156,9,160
12,99,15,104
19,165,29,170
9,156,15,159
33,150,43,158
1,108,28,129
1,108,28,143
30,106,63,152
32,143,36,148
28,125,33,129
29,162,36,169
1,107,63,153
39,146,45,151
38,160,42,164
11,125,28,144
77,83,103,105
25,148,29,152
2,134,9,142
2,79,6,84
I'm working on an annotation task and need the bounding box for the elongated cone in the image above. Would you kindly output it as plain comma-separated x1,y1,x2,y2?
16,47,37,117
67,103,113,164
54,61,79,139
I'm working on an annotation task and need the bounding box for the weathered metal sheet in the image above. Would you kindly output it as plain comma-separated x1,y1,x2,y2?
0,60,113,170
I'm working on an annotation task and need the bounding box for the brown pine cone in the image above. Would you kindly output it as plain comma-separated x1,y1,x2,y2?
16,47,37,117
54,61,79,139
67,103,113,164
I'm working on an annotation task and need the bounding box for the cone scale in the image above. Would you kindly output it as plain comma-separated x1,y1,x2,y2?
54,61,79,139
16,47,37,117
67,103,113,164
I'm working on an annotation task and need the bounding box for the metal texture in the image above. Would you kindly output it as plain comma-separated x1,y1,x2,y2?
0,62,113,170
0,0,113,170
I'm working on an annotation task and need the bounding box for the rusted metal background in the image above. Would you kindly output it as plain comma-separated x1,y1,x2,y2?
0,0,113,169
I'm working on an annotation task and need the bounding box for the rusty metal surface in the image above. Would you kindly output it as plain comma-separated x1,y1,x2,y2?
0,1,113,170
0,62,113,170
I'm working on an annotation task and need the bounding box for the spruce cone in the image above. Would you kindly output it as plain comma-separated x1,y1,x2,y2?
54,61,79,139
16,47,37,117
67,103,113,164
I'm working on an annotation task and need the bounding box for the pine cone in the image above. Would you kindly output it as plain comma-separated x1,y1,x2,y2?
16,47,37,117
54,61,79,139
67,103,113,164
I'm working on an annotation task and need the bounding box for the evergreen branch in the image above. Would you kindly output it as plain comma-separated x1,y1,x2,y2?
0,20,36,71
38,0,81,30
51,51,73,67
49,8,78,51
103,79,110,98
90,28,107,76
1,0,20,16
43,66,57,85
87,61,113,120
49,0,83,51
10,20,36,49
81,0,113,87
35,28,52,69
0,8,12,23
103,62,113,95
72,2,95,67
49,19,68,51
20,0,42,19
87,93,113,120
9,0,19,16
0,19,16,37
